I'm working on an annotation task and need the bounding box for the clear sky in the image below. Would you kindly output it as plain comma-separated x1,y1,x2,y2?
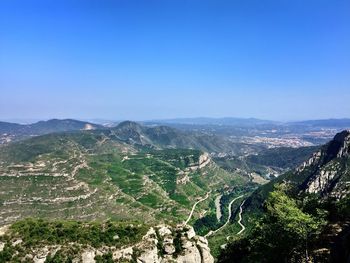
0,0,349,121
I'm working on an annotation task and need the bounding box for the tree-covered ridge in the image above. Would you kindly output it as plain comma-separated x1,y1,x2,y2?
3,218,148,248
0,218,148,262
218,185,338,263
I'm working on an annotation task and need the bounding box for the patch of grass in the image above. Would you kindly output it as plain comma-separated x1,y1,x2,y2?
138,193,161,207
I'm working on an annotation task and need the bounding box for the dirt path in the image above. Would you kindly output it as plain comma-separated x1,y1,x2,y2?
184,191,211,225
205,195,244,237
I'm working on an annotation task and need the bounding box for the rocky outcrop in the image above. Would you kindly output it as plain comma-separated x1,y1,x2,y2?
335,130,350,158
306,170,338,194
176,171,191,185
296,150,322,172
188,153,211,172
177,153,211,185
81,250,96,263
297,130,350,199
114,224,214,263
0,224,214,263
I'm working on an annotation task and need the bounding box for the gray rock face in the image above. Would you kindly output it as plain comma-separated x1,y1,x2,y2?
296,150,322,172
297,130,350,199
89,224,215,263
335,130,350,158
306,170,337,194
131,225,214,263
176,245,202,263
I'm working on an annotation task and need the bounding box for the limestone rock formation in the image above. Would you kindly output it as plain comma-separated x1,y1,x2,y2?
176,153,211,185
0,224,214,263
296,130,350,199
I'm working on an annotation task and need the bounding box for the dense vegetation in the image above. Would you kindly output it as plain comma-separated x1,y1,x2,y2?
213,146,317,185
0,218,149,262
193,186,253,236
218,184,350,263
246,146,318,169
7,218,148,248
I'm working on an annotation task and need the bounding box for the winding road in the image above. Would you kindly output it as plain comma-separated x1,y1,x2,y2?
237,200,246,235
205,194,244,237
184,191,211,225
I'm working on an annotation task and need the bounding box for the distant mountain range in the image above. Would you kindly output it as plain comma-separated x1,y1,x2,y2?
0,119,104,142
145,117,278,127
0,120,266,155
2,117,350,149
110,121,262,154
0,119,103,134
146,117,350,128
0,117,350,134
289,118,350,128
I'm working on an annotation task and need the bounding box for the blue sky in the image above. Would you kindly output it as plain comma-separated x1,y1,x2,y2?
0,0,349,121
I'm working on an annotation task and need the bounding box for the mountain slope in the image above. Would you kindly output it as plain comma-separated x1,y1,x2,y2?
0,126,247,226
0,119,103,144
112,121,263,155
297,130,350,198
219,130,350,263
245,130,350,213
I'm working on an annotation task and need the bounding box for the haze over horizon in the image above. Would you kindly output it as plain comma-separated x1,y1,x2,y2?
1,0,350,121
2,116,350,126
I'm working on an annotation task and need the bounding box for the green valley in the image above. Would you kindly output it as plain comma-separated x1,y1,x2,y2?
0,121,349,262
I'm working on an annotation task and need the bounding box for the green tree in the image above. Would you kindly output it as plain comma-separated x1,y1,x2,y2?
218,184,326,263
265,186,325,260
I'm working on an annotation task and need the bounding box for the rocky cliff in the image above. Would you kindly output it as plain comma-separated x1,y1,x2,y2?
296,130,350,199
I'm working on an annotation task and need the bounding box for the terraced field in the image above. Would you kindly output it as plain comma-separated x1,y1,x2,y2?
0,130,247,226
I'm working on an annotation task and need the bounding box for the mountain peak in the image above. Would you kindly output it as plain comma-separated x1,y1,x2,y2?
116,120,142,129
296,130,350,198
297,130,350,173
326,130,350,159
333,129,350,143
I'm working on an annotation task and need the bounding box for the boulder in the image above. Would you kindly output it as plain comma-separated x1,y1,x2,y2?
0,242,5,252
158,226,172,236
81,250,95,263
164,244,176,255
